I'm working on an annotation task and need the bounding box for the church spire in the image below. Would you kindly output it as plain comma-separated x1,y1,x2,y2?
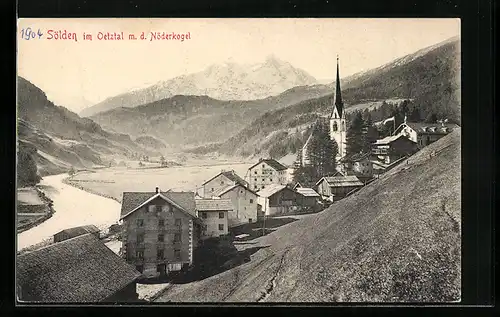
334,55,344,118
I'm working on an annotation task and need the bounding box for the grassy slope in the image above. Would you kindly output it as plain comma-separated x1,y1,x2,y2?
157,129,461,302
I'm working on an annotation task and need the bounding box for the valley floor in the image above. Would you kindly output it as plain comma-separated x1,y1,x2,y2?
64,162,253,202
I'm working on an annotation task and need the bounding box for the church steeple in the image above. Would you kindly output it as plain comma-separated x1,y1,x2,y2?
334,56,344,118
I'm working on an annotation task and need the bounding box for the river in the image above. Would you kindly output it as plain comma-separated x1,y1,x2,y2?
17,173,121,251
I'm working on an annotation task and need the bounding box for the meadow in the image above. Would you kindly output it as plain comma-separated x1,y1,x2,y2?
67,162,253,202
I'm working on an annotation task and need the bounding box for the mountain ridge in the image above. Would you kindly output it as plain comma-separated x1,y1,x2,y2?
80,55,319,117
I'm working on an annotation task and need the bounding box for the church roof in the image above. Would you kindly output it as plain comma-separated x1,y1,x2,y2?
330,57,344,119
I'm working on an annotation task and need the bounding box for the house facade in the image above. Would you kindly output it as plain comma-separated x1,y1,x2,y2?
257,184,301,216
119,188,203,279
195,199,231,238
316,175,364,201
202,170,249,198
340,153,374,182
248,159,288,191
214,183,258,227
393,121,459,149
372,134,418,164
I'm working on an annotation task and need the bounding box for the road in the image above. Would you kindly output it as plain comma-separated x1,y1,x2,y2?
17,173,121,251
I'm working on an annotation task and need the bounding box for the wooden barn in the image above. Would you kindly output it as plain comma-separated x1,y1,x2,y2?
53,225,100,243
257,184,301,216
316,175,364,201
372,134,418,164
16,233,141,303
295,187,321,207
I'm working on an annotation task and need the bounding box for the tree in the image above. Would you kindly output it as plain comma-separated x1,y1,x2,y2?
408,106,422,122
425,112,438,123
292,165,319,188
17,142,41,187
308,120,338,177
362,114,379,153
160,155,166,167
346,111,365,156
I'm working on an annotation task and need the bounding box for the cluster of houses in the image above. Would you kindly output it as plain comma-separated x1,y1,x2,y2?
16,58,460,304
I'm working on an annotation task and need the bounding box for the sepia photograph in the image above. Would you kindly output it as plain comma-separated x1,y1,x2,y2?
16,18,461,303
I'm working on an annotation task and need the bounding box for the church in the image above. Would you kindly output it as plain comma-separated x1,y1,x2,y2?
301,57,347,168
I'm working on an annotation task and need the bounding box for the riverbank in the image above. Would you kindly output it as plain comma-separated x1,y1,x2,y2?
63,172,122,203
17,186,55,233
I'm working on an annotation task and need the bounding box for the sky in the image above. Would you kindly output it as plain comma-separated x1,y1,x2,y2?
18,18,460,113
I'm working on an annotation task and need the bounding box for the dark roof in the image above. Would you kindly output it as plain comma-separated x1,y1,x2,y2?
17,234,140,303
248,159,288,171
340,152,371,163
213,183,259,197
202,170,248,187
316,175,364,187
54,225,100,239
120,191,197,219
195,199,233,211
332,57,344,118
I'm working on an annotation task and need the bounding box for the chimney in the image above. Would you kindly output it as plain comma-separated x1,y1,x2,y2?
155,187,159,193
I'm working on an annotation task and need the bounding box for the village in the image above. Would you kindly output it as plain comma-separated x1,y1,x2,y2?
16,59,460,303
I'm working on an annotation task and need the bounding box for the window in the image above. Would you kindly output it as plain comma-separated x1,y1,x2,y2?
211,188,214,192
254,178,257,182
254,171,257,175
137,219,144,227
158,219,165,227
136,251,144,259
136,265,144,273
156,205,162,213
249,218,253,223
262,164,265,168
174,233,181,243
201,212,207,219
175,219,182,227
161,205,170,213
249,199,253,203
221,181,224,185
174,249,181,260
137,233,144,243
254,185,258,189
270,179,273,182
148,205,154,213
158,234,164,242
157,249,165,260
332,122,338,132
218,224,224,231
262,178,265,182
219,212,225,219
262,185,265,189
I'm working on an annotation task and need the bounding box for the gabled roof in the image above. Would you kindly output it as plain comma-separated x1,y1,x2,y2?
17,234,140,303
195,199,233,211
201,170,248,187
257,184,290,198
54,225,100,239
395,122,459,135
296,187,320,197
213,183,258,197
120,191,197,220
248,159,288,171
374,134,415,145
315,175,364,187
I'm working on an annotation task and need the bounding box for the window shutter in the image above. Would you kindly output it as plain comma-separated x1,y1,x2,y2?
162,205,169,213
148,205,155,213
